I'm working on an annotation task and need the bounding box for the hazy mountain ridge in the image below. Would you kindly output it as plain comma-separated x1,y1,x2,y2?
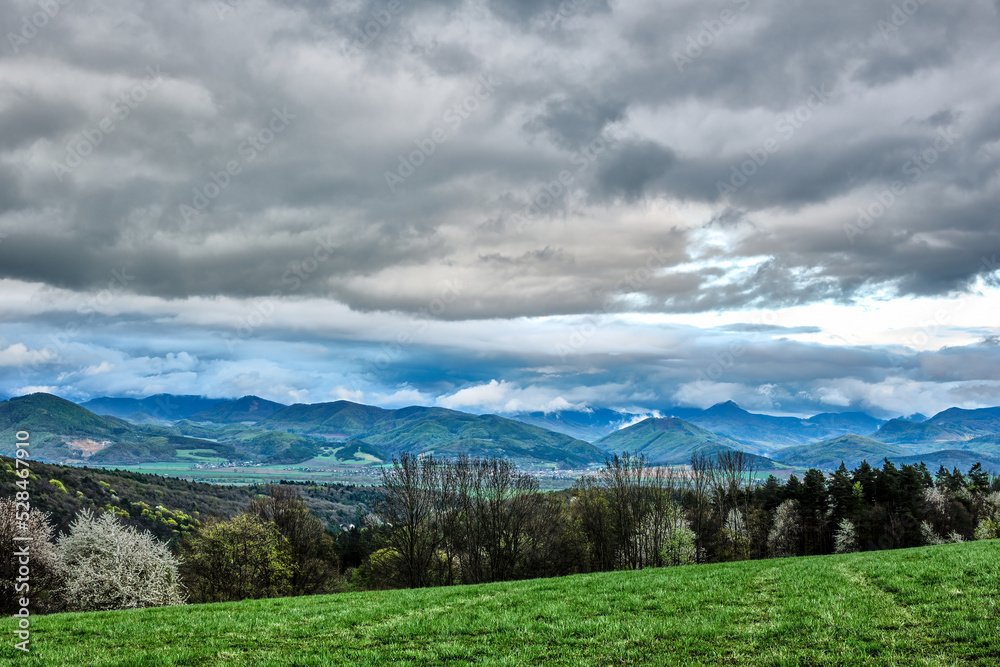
592,417,778,468
770,435,911,470
1,394,602,468
191,396,287,423
82,395,225,421
6,392,1000,473
680,401,885,452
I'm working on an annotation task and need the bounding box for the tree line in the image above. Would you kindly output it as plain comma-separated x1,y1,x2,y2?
351,452,1000,590
3,451,998,613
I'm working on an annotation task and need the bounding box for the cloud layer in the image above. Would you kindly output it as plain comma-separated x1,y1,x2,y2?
1,0,999,416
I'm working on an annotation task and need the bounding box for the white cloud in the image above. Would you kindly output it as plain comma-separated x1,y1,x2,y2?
0,343,56,368
329,386,364,402
436,380,590,414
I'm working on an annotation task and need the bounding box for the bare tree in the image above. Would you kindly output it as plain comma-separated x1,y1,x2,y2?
714,450,757,560
448,456,542,584
375,453,445,588
688,451,716,563
573,475,616,572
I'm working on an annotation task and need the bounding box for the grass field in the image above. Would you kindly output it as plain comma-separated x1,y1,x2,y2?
4,540,998,666
101,462,583,490
108,461,384,486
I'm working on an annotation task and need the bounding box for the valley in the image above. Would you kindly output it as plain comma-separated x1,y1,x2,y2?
5,392,1000,489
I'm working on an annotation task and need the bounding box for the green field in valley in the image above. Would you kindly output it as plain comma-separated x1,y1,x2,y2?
4,540,998,666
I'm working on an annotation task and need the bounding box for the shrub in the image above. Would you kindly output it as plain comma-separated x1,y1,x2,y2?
974,518,998,541
660,518,698,566
920,520,965,546
354,547,402,590
180,514,294,603
49,479,67,494
247,486,340,594
56,510,185,611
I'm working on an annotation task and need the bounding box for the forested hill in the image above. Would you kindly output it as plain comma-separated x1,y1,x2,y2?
0,456,375,540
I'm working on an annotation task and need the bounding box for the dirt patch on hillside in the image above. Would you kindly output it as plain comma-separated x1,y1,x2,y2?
67,438,112,457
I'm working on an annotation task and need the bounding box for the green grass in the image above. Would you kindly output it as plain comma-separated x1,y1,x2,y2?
5,541,998,666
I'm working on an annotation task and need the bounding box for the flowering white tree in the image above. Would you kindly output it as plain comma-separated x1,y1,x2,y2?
0,498,64,613
767,499,802,558
833,518,859,554
56,510,185,611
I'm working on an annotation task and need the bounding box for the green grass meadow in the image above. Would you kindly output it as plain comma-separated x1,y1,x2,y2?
4,540,998,666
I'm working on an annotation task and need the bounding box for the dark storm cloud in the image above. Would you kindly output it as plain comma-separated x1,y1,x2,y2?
523,96,627,150
0,0,998,318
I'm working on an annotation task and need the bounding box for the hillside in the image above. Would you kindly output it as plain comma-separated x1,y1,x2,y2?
0,456,374,537
260,401,604,468
949,434,1000,455
0,394,604,468
259,400,393,437
683,401,878,452
804,411,884,434
592,417,772,466
0,455,252,538
770,435,911,470
0,393,141,461
510,408,648,442
924,406,1000,438
190,395,286,423
894,449,1000,474
360,411,604,468
870,418,967,446
8,541,998,665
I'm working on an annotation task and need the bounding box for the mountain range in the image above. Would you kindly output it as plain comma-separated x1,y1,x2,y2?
1,393,604,469
591,417,777,468
5,392,1000,473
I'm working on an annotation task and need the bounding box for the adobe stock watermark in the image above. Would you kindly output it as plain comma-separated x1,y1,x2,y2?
214,0,245,21
7,0,73,54
716,84,833,198
508,124,626,234
695,310,781,383
365,279,464,373
12,430,32,653
384,74,501,192
545,0,589,30
843,126,959,244
224,233,338,350
555,245,671,360
673,0,751,73
341,0,411,57
52,65,164,181
179,107,295,223
876,0,930,42
886,255,996,369
16,267,135,385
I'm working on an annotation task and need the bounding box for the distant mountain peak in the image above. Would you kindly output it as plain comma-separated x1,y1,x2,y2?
705,400,748,414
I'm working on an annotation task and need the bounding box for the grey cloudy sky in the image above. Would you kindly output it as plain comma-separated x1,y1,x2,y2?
1,0,999,418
